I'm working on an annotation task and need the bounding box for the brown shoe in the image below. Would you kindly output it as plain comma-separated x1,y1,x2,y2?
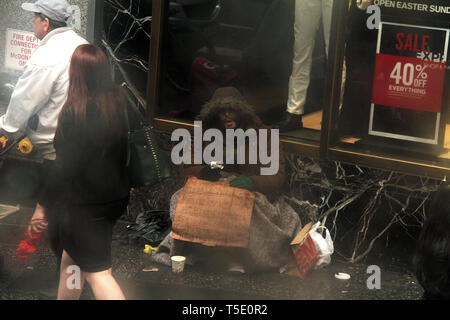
275,112,303,132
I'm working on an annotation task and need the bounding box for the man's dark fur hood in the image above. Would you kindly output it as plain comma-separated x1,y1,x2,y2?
198,87,262,130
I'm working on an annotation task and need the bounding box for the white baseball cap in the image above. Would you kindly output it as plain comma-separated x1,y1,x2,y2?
21,0,71,23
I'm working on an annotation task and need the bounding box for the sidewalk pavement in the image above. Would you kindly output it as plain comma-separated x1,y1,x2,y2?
0,207,424,300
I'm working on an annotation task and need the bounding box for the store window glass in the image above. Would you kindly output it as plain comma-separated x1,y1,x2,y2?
156,0,332,144
103,0,152,108
328,0,450,172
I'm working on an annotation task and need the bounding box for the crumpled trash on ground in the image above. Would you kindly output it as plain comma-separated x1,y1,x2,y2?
142,265,159,272
120,210,171,247
143,244,157,255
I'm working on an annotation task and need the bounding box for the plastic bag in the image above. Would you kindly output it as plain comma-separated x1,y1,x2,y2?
309,222,334,269
16,218,47,262
122,210,171,246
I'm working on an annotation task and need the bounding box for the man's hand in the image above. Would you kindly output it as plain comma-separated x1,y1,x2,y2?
229,176,254,191
28,203,48,234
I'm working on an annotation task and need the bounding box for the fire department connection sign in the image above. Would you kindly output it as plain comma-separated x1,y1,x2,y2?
370,22,449,143
4,28,39,71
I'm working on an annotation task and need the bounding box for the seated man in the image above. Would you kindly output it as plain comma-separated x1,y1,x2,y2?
184,86,285,199
152,87,302,273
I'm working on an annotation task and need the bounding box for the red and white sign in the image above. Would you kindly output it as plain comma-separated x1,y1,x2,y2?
369,22,449,144
4,28,39,71
372,54,446,113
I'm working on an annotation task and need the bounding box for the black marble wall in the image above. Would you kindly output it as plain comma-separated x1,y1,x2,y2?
102,0,151,107
283,155,440,266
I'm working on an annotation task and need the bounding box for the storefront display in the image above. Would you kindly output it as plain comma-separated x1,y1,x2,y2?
328,0,450,176
370,22,448,145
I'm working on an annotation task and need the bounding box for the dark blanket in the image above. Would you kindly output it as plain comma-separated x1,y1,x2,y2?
151,187,303,272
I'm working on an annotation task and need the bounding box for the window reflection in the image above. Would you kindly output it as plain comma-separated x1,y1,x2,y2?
157,0,331,142
278,0,332,134
103,0,152,106
335,0,450,163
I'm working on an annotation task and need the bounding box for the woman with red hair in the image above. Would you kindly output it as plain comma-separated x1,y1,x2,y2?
41,44,130,299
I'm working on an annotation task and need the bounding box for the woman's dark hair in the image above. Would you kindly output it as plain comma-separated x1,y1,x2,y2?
56,44,125,146
413,183,450,299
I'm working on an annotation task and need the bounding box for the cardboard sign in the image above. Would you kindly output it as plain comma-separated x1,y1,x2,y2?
287,222,320,279
4,29,39,71
172,176,255,248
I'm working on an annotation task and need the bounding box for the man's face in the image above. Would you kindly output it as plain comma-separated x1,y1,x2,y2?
219,111,238,129
32,13,49,40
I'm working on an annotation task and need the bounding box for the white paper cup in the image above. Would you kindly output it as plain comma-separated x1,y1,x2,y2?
335,272,351,280
171,255,186,273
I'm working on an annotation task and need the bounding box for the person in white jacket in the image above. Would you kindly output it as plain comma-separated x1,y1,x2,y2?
276,0,333,132
0,0,87,264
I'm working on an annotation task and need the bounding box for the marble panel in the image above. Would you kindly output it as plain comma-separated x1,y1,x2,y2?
102,0,152,106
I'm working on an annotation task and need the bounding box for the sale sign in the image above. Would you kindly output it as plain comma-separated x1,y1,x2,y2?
368,22,449,144
372,54,446,112
4,28,40,71
372,23,448,112
371,23,448,113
